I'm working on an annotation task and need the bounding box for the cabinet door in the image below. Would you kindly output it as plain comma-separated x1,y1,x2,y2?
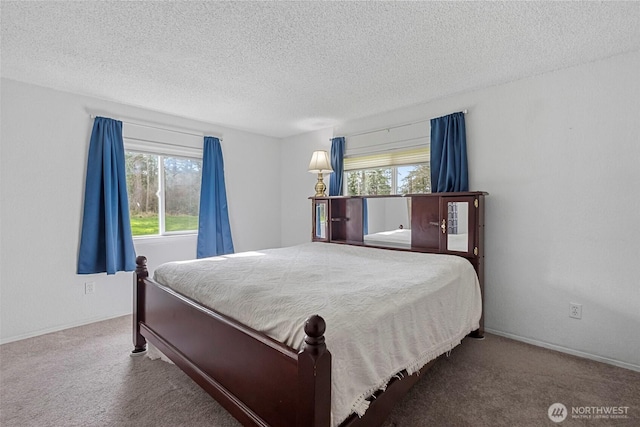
441,196,478,256
411,196,441,251
312,199,329,242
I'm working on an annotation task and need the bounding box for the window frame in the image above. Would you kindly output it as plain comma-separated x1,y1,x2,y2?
125,149,203,239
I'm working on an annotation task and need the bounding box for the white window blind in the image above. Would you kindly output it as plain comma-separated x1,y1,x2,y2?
343,120,430,169
344,147,429,170
123,121,203,158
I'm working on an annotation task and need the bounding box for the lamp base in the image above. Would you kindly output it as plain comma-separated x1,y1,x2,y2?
314,174,327,197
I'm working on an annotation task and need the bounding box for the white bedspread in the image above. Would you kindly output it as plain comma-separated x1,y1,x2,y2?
153,242,481,426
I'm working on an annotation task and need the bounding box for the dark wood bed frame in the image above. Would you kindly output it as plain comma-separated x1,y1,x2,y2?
132,191,486,427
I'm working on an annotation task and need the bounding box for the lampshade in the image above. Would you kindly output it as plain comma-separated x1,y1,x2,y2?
308,150,333,174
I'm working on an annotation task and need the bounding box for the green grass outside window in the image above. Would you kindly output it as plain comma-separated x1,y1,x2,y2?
130,215,198,236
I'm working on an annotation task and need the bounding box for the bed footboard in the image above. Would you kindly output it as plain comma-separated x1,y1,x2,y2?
132,256,331,427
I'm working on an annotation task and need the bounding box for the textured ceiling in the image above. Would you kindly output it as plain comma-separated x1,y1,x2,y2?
2,1,640,138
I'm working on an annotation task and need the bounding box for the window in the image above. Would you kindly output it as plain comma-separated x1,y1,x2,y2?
346,168,393,196
125,151,202,236
397,164,431,194
344,148,430,196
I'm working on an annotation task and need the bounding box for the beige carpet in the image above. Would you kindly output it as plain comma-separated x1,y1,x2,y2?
1,316,638,426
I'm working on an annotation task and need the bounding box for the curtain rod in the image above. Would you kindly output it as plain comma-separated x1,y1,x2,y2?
89,114,223,141
334,109,467,140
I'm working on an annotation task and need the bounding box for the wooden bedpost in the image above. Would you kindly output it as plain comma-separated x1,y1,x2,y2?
132,255,148,355
297,315,331,427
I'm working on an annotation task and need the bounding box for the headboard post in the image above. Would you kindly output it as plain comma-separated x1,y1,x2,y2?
132,255,148,354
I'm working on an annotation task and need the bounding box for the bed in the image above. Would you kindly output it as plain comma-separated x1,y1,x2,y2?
133,192,486,427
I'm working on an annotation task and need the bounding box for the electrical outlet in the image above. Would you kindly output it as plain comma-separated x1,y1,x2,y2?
85,282,95,294
569,303,582,319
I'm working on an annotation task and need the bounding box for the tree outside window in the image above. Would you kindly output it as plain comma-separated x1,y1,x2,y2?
398,164,431,194
346,163,430,196
125,152,202,236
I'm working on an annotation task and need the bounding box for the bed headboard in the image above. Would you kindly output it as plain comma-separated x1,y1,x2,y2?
311,192,486,258
311,191,487,334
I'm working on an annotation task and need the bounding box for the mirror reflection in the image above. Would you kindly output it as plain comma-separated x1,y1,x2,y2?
363,197,411,248
315,203,327,239
447,201,469,252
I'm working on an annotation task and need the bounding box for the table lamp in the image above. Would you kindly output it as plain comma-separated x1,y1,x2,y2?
308,150,333,197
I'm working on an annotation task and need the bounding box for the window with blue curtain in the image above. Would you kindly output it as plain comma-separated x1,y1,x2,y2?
430,112,469,192
197,136,234,258
77,117,136,274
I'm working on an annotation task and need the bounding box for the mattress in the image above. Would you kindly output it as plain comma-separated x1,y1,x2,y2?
153,242,481,426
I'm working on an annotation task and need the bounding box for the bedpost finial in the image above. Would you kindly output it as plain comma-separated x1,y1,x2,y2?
303,315,327,356
135,256,148,279
304,314,326,338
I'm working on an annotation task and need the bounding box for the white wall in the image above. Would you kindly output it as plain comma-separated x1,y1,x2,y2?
0,79,281,343
280,51,640,370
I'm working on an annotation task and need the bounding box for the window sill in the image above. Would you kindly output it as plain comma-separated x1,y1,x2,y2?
133,233,197,243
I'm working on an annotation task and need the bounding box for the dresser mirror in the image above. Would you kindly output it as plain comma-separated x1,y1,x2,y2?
363,196,412,248
314,201,328,240
446,201,470,252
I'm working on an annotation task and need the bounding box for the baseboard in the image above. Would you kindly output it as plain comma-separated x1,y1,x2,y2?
485,328,640,373
0,311,132,345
